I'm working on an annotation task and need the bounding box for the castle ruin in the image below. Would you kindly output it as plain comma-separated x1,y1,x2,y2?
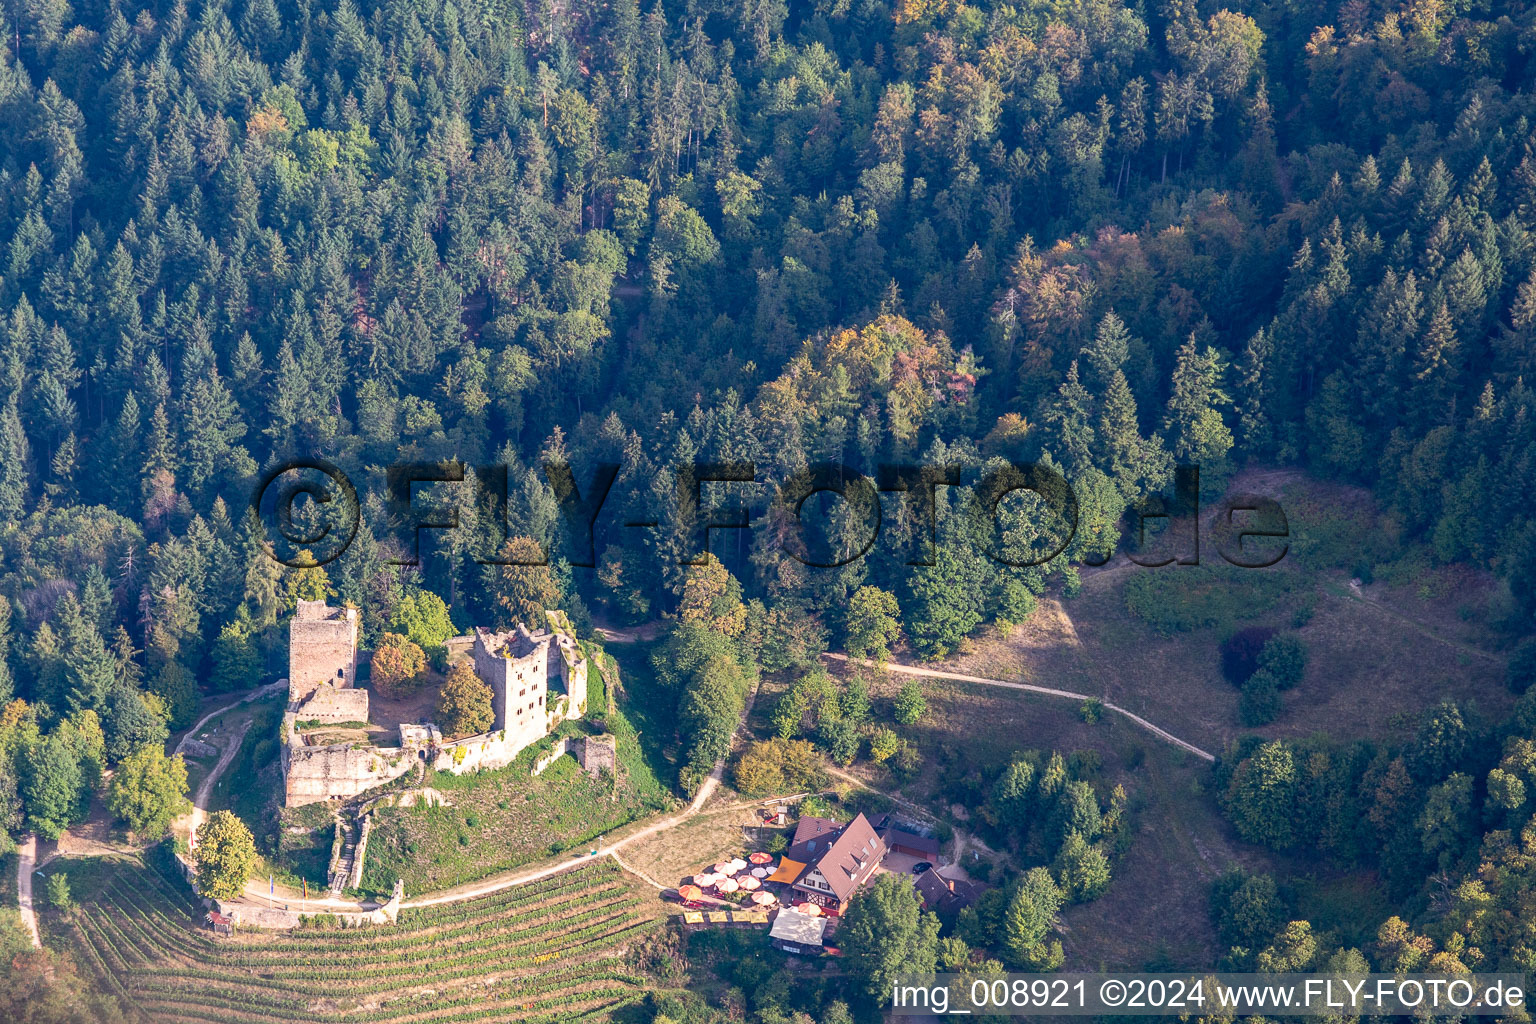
280,602,593,807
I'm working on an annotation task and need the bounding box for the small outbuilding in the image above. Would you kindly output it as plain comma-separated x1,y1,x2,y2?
913,866,981,915
871,813,942,859
769,909,828,954
205,911,233,936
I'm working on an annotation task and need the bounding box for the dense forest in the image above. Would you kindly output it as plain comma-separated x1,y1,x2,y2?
5,0,1536,1015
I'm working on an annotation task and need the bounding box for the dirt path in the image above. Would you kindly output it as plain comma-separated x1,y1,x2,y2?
176,681,284,756
186,719,252,850
590,620,663,644
823,653,1216,763
1338,580,1502,663
17,833,39,948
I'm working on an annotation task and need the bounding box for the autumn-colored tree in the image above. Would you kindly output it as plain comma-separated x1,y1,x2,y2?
436,661,494,738
370,633,426,697
678,556,746,638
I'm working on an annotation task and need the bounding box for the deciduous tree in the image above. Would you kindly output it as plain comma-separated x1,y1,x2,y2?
106,743,188,839
436,661,494,738
194,810,258,901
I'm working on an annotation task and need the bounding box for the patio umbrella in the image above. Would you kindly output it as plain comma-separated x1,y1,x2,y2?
748,852,772,865
678,885,703,902
739,876,761,890
718,877,740,893
750,866,769,878
694,873,718,887
751,891,777,905
796,902,822,916
713,861,733,874
728,858,748,873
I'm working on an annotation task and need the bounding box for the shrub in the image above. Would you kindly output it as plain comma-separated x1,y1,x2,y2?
1221,626,1276,686
868,727,901,764
893,680,927,725
1079,698,1103,723
996,578,1039,626
1258,634,1307,690
890,740,924,782
732,738,827,797
1127,564,1293,636
1210,870,1284,952
1507,637,1536,694
1238,670,1282,727
44,872,72,912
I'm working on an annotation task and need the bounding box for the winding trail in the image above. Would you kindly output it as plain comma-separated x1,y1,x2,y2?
175,681,285,757
17,833,40,948
186,720,252,850
822,653,1216,763
1339,579,1502,663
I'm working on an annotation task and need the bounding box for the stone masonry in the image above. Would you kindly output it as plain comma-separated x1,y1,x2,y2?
281,604,592,806
289,601,361,706
575,734,617,776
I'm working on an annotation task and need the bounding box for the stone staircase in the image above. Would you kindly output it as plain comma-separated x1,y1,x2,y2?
328,810,361,897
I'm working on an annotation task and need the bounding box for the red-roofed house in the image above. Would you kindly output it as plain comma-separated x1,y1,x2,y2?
776,812,888,912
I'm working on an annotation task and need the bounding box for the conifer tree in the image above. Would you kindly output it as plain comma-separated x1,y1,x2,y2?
0,398,31,520
1164,336,1234,479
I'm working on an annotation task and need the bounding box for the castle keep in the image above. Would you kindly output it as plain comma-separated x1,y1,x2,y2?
472,619,589,750
280,603,595,806
288,601,367,724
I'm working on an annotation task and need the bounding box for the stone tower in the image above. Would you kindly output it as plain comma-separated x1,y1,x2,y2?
472,624,553,754
288,600,359,705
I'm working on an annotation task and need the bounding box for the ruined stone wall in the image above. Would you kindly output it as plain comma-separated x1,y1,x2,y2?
213,889,401,929
281,713,416,806
294,684,369,724
431,728,533,775
284,743,417,806
530,738,575,776
351,815,371,890
576,734,617,776
557,638,588,717
545,612,588,718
